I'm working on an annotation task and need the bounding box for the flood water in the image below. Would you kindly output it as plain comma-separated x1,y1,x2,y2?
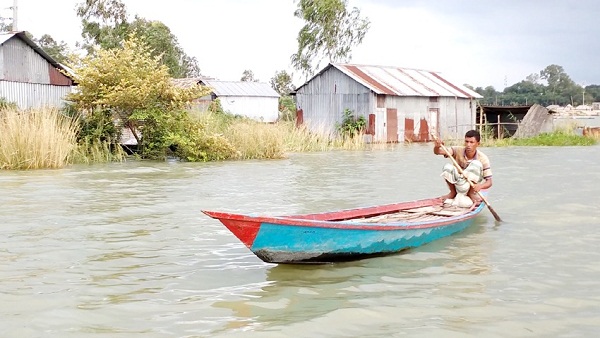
1,143,599,337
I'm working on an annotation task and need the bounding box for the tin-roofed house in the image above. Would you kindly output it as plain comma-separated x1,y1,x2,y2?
294,63,482,143
173,78,280,122
0,31,74,109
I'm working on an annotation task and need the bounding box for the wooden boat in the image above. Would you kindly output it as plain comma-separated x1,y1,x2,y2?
202,196,485,264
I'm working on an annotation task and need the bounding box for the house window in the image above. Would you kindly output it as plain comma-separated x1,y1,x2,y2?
429,96,438,102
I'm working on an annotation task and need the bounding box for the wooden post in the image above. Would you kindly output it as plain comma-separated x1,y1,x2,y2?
497,114,501,139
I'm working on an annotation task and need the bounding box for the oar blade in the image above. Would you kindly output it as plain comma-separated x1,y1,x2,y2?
488,205,502,222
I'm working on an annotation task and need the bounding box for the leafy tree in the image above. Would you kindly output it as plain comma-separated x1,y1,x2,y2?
270,70,295,96
278,96,297,121
525,73,541,84
181,55,201,78
66,35,214,160
76,0,129,53
540,64,567,89
502,80,546,105
129,17,200,78
473,86,500,105
33,34,71,64
585,85,600,103
269,70,297,120
539,64,581,105
471,64,595,106
0,15,12,32
241,69,258,82
76,0,200,77
291,0,370,79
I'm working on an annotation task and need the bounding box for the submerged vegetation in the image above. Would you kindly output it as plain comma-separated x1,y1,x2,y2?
0,105,374,170
0,103,597,171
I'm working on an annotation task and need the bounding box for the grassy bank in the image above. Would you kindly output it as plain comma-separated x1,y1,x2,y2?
486,130,596,146
194,112,372,159
0,108,372,170
0,108,78,169
440,125,597,147
3,106,595,171
481,127,596,147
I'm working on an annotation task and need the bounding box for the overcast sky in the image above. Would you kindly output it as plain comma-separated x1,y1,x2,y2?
1,0,598,90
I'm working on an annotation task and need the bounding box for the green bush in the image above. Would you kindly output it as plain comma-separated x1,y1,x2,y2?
278,95,296,121
0,97,18,110
336,108,366,138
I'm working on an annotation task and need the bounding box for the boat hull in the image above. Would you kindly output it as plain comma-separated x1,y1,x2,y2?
203,196,485,264
252,217,477,263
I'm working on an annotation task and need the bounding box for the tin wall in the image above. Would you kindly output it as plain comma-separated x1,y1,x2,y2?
0,81,73,109
438,97,476,139
219,96,279,123
383,95,475,142
296,67,376,135
0,37,71,85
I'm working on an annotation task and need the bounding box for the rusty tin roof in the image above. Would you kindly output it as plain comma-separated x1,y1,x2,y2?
298,63,482,99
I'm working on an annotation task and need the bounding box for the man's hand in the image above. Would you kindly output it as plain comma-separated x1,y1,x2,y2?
434,139,450,157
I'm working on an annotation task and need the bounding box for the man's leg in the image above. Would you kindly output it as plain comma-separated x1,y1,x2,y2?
444,180,457,200
441,163,458,200
463,161,484,203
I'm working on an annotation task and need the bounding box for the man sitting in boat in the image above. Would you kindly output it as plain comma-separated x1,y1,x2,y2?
433,129,493,208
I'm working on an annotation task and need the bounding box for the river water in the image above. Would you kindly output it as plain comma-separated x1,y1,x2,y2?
1,143,599,337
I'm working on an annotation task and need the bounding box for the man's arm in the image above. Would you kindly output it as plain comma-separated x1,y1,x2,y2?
473,177,492,192
433,139,453,157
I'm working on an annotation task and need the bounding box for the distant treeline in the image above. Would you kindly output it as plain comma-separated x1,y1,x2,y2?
470,64,598,107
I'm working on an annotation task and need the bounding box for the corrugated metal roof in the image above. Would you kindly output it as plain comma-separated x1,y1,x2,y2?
297,63,482,99
171,78,279,98
0,31,75,82
0,33,12,45
202,80,279,98
172,77,203,88
1,32,61,69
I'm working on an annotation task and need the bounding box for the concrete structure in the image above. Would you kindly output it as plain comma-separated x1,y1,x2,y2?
0,31,74,109
293,63,482,143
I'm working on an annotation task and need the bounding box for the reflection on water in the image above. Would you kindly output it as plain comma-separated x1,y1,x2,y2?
1,145,600,337
212,218,492,335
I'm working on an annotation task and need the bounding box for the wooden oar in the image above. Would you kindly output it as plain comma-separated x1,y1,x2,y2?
432,134,502,222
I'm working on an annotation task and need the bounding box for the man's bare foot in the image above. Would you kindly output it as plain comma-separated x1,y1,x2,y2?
441,193,457,200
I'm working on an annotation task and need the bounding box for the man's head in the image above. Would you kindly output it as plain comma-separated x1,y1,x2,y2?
465,129,481,142
464,129,481,153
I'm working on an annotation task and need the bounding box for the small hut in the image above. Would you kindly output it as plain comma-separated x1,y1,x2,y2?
0,31,74,109
172,78,280,122
293,63,482,143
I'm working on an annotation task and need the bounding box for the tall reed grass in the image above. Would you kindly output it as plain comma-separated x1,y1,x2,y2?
0,108,78,169
191,112,372,160
71,139,127,164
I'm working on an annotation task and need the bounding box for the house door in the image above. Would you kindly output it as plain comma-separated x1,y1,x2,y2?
429,108,439,139
386,108,398,143
296,109,304,127
404,117,414,142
